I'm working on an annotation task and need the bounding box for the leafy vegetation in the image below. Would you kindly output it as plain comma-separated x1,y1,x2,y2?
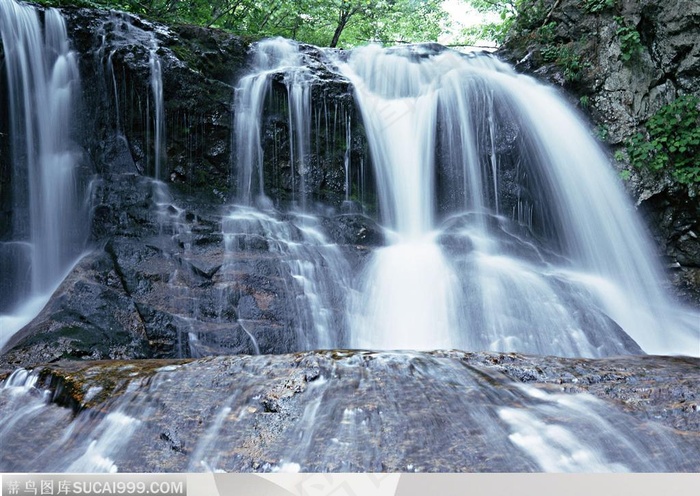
595,124,609,142
625,95,700,185
579,95,590,109
582,0,614,14
618,169,631,181
536,20,557,43
539,41,584,81
39,0,447,48
614,16,642,62
459,0,552,46
458,0,518,45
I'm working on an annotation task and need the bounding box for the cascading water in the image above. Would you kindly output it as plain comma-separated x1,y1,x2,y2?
0,9,697,472
228,39,697,358
1,353,697,472
93,10,166,180
330,44,698,357
334,45,459,351
0,0,87,349
227,38,354,351
221,207,351,351
233,37,313,208
149,45,165,180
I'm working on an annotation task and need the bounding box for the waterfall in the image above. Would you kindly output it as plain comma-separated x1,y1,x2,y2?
92,11,165,179
0,11,697,472
228,39,353,351
221,208,351,351
149,46,165,180
0,4,694,360
327,44,698,357
232,41,696,357
0,0,87,349
232,37,312,208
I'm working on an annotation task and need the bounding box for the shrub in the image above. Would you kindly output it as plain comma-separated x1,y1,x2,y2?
626,95,700,185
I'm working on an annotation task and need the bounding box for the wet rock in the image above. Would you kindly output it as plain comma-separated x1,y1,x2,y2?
459,351,700,433
640,187,700,304
0,250,151,366
160,429,185,453
58,5,248,201
323,214,385,247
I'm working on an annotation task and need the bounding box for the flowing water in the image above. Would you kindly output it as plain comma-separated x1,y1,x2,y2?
233,37,314,208
0,0,87,349
0,3,172,350
335,44,698,356
234,40,698,357
149,46,165,180
229,39,355,351
94,10,167,179
0,353,696,472
221,207,352,351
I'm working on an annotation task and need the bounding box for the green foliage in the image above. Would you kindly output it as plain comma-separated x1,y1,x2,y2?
614,16,642,62
595,124,609,142
579,95,590,109
626,95,700,185
557,45,583,81
540,44,559,62
34,0,103,7
618,169,631,181
460,0,566,46
539,42,583,82
461,20,510,46
41,0,446,48
514,0,550,30
459,0,530,46
536,21,557,44
582,0,614,14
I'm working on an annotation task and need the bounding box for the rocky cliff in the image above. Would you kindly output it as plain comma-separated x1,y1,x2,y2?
497,0,700,304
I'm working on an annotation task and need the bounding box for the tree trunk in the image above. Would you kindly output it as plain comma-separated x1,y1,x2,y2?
330,18,348,48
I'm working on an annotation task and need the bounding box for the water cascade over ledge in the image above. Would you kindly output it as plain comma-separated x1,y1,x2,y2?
1,353,698,472
232,40,699,358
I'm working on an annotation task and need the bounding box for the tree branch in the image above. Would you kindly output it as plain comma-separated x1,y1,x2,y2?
542,0,562,27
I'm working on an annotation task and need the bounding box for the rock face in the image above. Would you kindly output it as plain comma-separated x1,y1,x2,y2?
53,8,245,200
0,351,698,472
498,0,700,304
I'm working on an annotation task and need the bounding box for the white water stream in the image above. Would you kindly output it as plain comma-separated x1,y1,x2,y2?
0,0,87,349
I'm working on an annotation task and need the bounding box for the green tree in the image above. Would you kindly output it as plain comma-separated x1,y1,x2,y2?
62,0,446,47
458,0,556,46
458,0,520,45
